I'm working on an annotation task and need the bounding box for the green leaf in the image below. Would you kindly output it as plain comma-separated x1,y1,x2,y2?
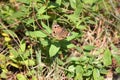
100,69,108,74
10,48,19,58
19,59,35,66
38,15,50,19
83,0,97,5
48,2,58,9
68,65,75,72
66,14,79,23
75,65,83,80
0,54,6,63
26,18,34,25
41,21,52,34
25,31,47,38
0,70,7,79
56,0,62,6
38,6,47,14
49,43,60,57
67,43,76,48
40,38,49,46
86,20,96,24
115,67,120,73
67,57,80,62
12,11,26,18
113,54,120,65
56,57,64,66
22,50,30,59
83,45,95,51
66,32,79,41
69,0,76,9
93,68,100,80
32,76,37,80
76,24,86,30
73,1,82,17
76,65,84,73
20,40,26,52
103,48,112,66
16,0,31,4
16,74,27,80
83,69,92,76
79,56,89,62
3,30,18,38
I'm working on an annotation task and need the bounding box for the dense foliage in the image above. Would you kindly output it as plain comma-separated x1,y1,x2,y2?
0,0,120,80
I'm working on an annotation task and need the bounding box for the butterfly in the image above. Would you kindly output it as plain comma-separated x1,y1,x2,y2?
52,24,70,40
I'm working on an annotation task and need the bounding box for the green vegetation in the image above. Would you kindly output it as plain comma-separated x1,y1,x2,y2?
0,0,120,80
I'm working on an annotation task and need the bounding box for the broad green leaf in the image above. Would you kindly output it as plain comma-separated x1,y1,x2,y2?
37,15,50,19
25,31,47,38
93,68,100,80
68,65,75,72
41,21,52,34
79,56,89,62
67,43,76,48
83,69,92,76
100,69,108,74
16,74,27,80
76,65,84,73
66,32,79,41
75,73,83,80
75,65,83,80
83,45,95,51
49,44,60,57
38,6,47,14
69,0,76,9
103,48,112,66
40,38,49,46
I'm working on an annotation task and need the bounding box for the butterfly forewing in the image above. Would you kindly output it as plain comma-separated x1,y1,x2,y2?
52,24,69,40
52,24,63,37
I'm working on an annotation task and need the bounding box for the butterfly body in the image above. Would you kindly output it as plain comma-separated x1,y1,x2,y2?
52,24,69,40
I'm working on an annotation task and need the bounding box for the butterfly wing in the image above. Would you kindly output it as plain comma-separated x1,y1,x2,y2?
58,28,69,40
52,24,69,40
52,24,63,37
